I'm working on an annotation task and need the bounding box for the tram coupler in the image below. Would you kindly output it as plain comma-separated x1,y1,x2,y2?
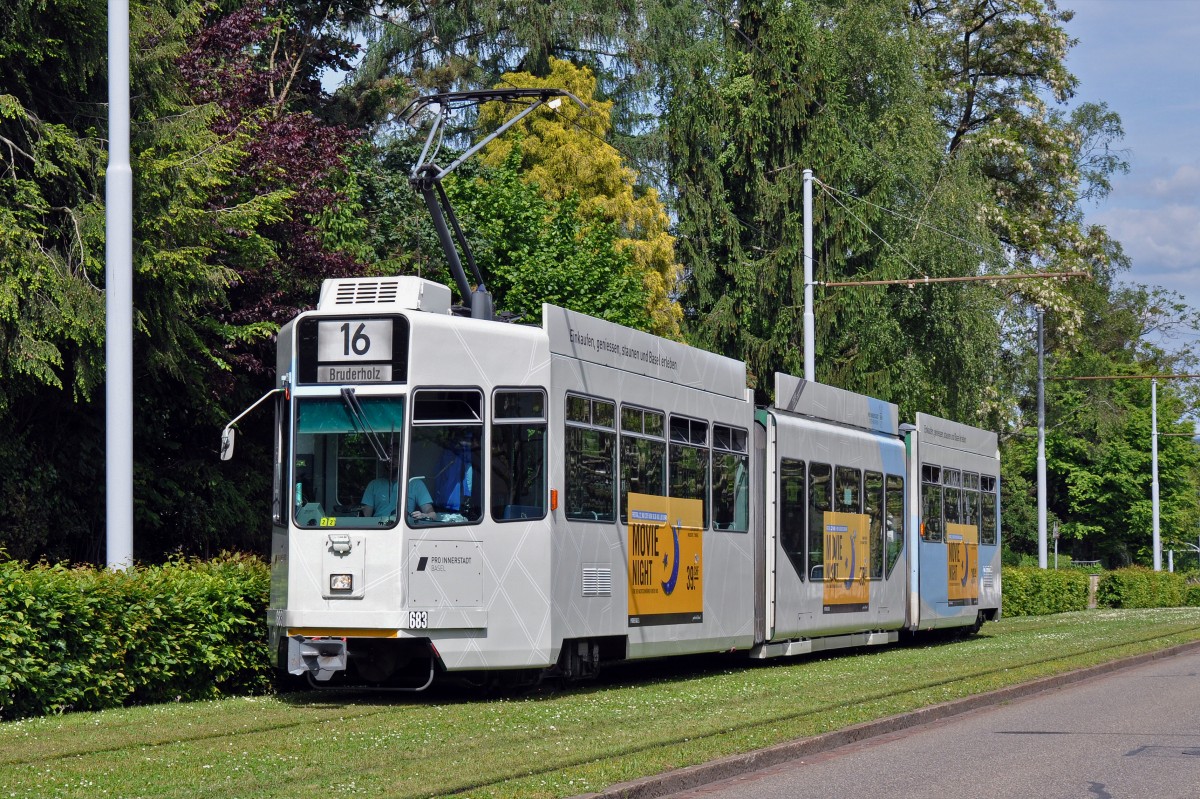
287,635,347,681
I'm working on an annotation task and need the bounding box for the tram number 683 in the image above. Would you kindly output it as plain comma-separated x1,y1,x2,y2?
406,610,428,629
340,322,371,356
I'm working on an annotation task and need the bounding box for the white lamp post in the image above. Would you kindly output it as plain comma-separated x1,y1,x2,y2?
106,0,134,569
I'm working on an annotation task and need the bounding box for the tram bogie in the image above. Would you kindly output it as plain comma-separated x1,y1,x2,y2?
227,273,1001,690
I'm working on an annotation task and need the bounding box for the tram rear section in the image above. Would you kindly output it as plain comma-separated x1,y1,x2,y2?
233,275,1000,688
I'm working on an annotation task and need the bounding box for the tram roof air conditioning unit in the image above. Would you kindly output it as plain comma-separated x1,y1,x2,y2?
317,276,452,315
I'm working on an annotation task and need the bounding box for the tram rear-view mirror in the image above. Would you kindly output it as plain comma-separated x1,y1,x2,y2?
220,427,236,461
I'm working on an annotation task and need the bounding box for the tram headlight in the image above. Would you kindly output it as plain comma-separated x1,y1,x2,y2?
330,573,353,592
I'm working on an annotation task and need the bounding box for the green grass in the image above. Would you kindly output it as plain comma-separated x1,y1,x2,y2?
4,607,1200,799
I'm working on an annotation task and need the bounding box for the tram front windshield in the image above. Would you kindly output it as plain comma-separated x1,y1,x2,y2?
293,395,406,528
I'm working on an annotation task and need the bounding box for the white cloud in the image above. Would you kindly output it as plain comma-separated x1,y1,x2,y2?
1095,204,1200,272
1148,164,1200,201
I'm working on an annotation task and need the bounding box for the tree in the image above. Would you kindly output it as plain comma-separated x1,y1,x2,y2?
0,0,110,403
475,58,682,338
345,0,650,111
658,0,1005,418
912,0,1130,326
0,0,375,561
1002,284,1200,565
0,0,243,560
128,0,378,558
446,149,652,328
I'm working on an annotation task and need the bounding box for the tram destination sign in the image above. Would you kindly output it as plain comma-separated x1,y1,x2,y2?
296,315,409,385
317,319,392,382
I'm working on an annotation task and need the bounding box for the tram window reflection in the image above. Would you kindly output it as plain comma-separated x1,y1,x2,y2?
492,389,547,522
339,434,378,507
980,474,998,545
885,473,904,575
779,458,807,580
669,415,709,528
291,395,404,529
942,468,962,527
711,424,748,532
619,406,665,524
866,470,884,579
921,463,943,542
808,462,831,578
565,394,616,522
835,466,862,514
962,471,981,529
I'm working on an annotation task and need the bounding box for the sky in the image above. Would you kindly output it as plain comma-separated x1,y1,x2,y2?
1064,0,1200,313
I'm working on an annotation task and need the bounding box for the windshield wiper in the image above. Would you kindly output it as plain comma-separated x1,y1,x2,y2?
340,388,390,464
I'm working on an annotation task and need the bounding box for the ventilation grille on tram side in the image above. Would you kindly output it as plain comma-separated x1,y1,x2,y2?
582,566,612,597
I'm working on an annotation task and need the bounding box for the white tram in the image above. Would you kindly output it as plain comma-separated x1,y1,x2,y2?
223,274,1001,688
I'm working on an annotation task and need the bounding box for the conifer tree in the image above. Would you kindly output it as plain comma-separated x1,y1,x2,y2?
660,0,1004,417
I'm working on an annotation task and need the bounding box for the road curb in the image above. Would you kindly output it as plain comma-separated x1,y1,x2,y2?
579,638,1200,799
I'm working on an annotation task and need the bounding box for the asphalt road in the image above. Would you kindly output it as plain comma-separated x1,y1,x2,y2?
585,642,1200,799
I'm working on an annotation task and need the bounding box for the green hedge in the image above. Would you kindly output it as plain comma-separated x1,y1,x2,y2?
1096,566,1187,609
1187,583,1200,608
0,554,271,720
4,554,1198,720
1002,565,1200,617
1000,567,1092,616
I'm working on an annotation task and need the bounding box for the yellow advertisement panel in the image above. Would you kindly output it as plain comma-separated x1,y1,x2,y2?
947,522,979,606
627,493,704,627
822,511,871,614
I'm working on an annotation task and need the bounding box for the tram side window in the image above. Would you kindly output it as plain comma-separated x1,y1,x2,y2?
962,471,981,531
565,394,616,522
779,458,807,581
669,415,710,527
885,474,904,575
921,463,943,542
619,406,666,523
866,471,884,579
942,468,962,528
835,466,861,513
712,424,749,532
808,462,832,579
408,389,484,526
491,389,547,522
980,474,998,545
